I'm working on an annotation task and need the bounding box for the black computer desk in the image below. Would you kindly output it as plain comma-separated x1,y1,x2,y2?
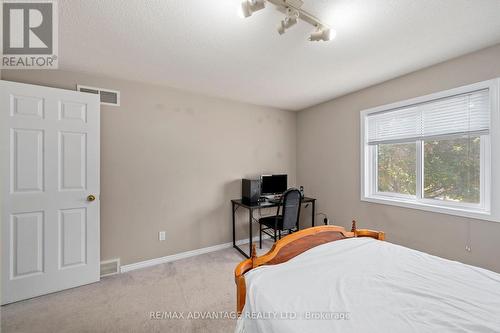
231,197,317,258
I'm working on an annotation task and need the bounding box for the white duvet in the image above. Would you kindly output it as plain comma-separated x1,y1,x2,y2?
236,237,500,333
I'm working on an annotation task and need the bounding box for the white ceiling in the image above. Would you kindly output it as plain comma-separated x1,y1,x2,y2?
59,0,500,111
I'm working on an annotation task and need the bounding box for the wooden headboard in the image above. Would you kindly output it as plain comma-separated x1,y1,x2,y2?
234,222,385,314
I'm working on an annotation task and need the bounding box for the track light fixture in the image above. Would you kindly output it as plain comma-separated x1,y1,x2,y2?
241,0,266,18
240,0,335,42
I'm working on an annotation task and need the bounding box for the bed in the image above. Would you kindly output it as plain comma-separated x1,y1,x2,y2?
234,223,500,333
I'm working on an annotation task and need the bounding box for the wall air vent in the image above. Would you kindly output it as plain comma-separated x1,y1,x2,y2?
100,258,121,277
77,85,120,106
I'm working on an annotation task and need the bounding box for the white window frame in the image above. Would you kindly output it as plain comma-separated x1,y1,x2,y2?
360,79,500,222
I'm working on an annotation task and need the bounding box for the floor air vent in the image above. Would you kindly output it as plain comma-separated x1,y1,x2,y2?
77,85,120,106
100,259,120,277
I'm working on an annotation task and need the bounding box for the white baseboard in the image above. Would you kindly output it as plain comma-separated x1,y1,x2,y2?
120,235,271,273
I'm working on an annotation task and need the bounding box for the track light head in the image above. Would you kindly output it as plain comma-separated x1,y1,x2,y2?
309,26,335,42
241,0,266,18
276,8,299,35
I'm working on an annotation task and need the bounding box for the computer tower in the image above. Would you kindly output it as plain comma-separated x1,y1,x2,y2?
242,179,260,204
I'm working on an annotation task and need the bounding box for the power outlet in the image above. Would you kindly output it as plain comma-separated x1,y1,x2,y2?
465,245,471,252
159,231,166,241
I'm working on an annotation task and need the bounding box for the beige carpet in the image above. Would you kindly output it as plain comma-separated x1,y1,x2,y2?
1,240,273,333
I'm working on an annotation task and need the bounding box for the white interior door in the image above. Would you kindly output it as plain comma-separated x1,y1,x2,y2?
1,80,100,304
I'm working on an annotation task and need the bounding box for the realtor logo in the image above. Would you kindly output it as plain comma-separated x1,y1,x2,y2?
2,0,58,68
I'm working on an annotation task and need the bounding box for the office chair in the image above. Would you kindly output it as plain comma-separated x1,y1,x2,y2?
258,188,302,249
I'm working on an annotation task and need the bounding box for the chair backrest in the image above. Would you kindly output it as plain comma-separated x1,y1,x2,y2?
279,188,302,230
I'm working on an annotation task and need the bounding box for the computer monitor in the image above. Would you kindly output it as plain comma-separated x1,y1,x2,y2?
260,174,287,195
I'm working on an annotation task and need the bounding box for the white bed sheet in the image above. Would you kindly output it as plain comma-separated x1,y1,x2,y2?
236,237,500,333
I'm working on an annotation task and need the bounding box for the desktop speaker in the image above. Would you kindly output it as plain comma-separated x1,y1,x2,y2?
242,179,260,204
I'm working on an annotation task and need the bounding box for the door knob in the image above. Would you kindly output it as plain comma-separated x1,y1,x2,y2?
87,194,96,202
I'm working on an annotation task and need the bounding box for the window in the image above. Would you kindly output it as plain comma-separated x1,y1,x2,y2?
377,142,416,196
361,79,500,221
423,136,480,204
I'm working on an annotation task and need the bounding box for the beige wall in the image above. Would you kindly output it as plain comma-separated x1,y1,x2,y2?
4,44,500,272
297,44,500,273
2,69,297,265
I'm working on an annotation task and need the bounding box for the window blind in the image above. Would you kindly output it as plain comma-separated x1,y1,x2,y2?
366,89,490,145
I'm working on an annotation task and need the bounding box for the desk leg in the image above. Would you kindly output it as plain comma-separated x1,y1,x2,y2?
311,201,315,227
232,202,236,247
233,204,250,258
249,209,253,257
